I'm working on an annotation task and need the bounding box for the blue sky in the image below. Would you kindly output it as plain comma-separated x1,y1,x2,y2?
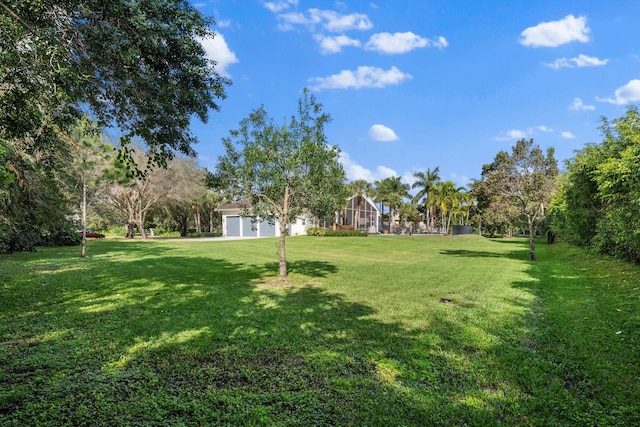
190,0,640,189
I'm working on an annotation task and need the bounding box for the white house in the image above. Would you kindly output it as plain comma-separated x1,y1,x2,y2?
215,199,311,238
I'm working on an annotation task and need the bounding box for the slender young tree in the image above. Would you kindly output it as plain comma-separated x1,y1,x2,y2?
217,89,347,279
65,116,113,257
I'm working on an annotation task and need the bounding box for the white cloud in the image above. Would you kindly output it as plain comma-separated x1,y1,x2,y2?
570,97,595,111
309,9,373,32
451,173,471,187
495,129,528,141
520,14,590,48
364,32,448,54
262,0,298,13
596,79,640,105
537,125,553,132
369,124,399,141
572,54,608,67
545,58,572,70
309,66,412,91
277,12,309,30
546,54,608,70
339,152,396,182
279,8,372,32
198,33,238,77
216,19,232,28
561,131,576,139
315,34,361,54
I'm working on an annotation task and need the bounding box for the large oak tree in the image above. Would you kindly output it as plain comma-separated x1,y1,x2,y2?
1,0,228,163
1,0,228,251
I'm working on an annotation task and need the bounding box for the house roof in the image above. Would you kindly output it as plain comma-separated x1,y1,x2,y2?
215,198,252,212
347,194,380,213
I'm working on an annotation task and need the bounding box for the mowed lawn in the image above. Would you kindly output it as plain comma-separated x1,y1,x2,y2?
1,235,639,426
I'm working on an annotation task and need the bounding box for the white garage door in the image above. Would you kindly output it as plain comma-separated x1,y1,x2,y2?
260,218,276,237
242,217,258,237
226,216,240,237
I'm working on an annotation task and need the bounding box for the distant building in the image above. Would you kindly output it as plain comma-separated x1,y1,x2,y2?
215,198,311,238
337,194,380,233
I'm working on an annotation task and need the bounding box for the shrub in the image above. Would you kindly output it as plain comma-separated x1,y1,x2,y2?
328,224,354,231
307,228,367,237
0,226,40,254
186,231,222,238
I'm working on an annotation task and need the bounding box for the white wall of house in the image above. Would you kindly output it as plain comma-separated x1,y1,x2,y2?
288,216,310,236
218,206,312,238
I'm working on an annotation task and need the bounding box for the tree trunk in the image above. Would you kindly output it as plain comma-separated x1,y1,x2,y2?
528,218,536,261
278,219,287,278
425,205,430,233
81,160,87,258
209,206,214,233
138,218,147,239
278,185,290,279
179,212,189,237
125,222,135,238
193,204,201,233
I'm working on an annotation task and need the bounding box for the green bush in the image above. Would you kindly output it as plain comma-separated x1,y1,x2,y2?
186,231,222,238
40,223,82,247
0,226,40,254
307,228,368,237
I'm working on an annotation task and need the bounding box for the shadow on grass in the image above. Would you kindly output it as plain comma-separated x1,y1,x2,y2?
507,243,640,426
439,247,529,262
264,260,339,277
7,239,634,425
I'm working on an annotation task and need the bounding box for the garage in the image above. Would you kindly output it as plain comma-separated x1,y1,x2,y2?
226,216,241,237
242,217,258,237
216,198,310,238
260,219,276,237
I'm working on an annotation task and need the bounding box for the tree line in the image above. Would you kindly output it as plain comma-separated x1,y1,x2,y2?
549,105,640,263
3,2,639,268
0,0,228,253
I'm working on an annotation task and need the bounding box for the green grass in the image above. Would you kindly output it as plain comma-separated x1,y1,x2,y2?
1,235,638,426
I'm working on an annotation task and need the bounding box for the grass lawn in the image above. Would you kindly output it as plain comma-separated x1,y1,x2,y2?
1,235,639,426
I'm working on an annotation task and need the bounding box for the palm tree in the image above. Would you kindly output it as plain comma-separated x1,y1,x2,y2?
431,181,463,234
346,179,372,230
372,178,389,223
453,189,473,226
382,176,410,233
398,202,420,234
412,167,440,232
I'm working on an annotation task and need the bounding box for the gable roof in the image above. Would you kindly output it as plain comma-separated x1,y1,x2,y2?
346,194,380,213
215,198,252,212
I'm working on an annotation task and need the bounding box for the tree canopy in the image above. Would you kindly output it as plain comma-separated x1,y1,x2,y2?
551,105,640,262
480,139,558,261
1,0,229,165
0,0,229,252
216,89,347,278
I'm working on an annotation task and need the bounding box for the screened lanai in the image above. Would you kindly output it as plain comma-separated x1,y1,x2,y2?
339,194,380,233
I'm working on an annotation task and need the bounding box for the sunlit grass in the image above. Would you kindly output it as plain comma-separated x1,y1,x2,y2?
1,235,638,425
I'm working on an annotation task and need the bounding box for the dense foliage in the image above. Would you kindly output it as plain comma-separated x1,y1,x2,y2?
477,139,558,260
306,227,368,237
0,0,228,252
551,106,640,262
